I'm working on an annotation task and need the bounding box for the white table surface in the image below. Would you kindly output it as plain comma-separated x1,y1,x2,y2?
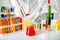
0,30,60,40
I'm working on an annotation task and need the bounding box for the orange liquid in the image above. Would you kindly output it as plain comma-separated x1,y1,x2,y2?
46,20,48,30
0,19,2,26
18,25,22,30
6,9,10,17
0,29,2,34
1,19,6,26
2,28,6,34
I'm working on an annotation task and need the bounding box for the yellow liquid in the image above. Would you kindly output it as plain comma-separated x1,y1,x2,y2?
22,19,31,30
56,20,60,31
25,20,30,27
10,18,14,32
22,20,25,30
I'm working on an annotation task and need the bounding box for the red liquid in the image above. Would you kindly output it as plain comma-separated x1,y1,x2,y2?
25,13,30,16
48,0,50,4
26,26,36,36
17,17,22,23
8,18,10,25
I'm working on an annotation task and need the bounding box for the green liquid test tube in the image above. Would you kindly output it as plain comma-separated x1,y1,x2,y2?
37,23,40,30
6,27,8,33
48,6,51,25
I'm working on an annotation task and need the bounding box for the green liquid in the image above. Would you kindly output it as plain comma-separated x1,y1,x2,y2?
48,6,51,25
37,23,40,29
6,27,8,33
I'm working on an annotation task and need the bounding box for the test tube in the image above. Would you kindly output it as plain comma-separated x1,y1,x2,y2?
6,19,8,33
8,18,11,33
6,27,8,33
17,17,22,23
34,23,36,30
12,18,16,32
18,25,22,30
8,27,11,33
48,0,50,4
48,0,51,29
6,9,10,17
6,8,11,33
0,29,2,34
1,19,6,27
22,19,25,30
46,20,49,30
17,17,22,30
0,19,2,26
37,23,40,30
16,18,18,31
40,23,41,30
10,18,14,32
2,28,6,34
48,6,51,27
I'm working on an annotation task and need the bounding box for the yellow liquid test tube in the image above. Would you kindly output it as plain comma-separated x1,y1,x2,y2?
22,20,26,30
34,24,36,30
37,23,40,30
10,18,14,32
25,20,30,27
22,19,32,30
56,20,60,31
34,23,37,30
25,18,32,29
0,19,2,26
12,18,16,32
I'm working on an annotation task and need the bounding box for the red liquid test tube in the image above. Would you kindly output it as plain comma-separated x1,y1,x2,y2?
48,0,50,4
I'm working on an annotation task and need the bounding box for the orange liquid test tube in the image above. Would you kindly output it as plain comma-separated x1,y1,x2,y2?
18,25,22,30
0,19,2,34
1,19,6,26
6,9,10,17
0,29,2,34
1,19,6,34
12,18,16,32
46,20,48,30
6,9,11,33
0,19,6,34
2,28,6,34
